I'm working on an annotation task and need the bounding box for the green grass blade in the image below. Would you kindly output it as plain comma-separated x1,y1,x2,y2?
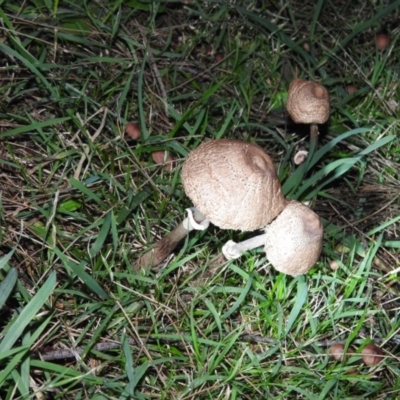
0,272,56,353
235,6,315,66
296,134,395,199
222,272,253,320
0,248,15,272
0,42,58,99
69,177,106,208
285,276,308,336
0,117,71,139
53,247,109,300
123,336,135,396
0,268,18,309
89,212,111,258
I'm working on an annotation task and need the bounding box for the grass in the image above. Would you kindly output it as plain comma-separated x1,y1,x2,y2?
0,0,400,399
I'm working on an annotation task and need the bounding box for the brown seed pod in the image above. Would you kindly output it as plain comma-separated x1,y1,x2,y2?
125,122,141,140
361,343,384,366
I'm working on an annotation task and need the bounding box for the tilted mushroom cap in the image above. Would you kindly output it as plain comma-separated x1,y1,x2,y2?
286,79,330,125
264,200,323,276
181,139,286,231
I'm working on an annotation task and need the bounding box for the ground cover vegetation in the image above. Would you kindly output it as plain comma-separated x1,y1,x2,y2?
0,0,400,398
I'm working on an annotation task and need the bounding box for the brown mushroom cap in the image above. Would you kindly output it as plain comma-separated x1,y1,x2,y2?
376,33,389,51
329,343,356,362
125,122,141,140
181,139,286,231
361,343,384,366
286,79,330,125
263,200,323,276
152,151,175,172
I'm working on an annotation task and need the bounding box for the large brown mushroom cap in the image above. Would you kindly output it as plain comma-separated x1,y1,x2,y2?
286,79,330,125
264,200,323,276
181,139,286,231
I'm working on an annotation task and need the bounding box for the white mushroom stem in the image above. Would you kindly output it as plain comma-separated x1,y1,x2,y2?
222,233,267,260
183,207,210,231
135,207,208,270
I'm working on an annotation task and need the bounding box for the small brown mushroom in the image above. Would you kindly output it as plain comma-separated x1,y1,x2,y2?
361,343,384,366
346,85,357,95
215,53,224,63
329,343,355,362
263,200,323,276
329,260,340,271
152,151,175,172
286,79,330,146
181,139,286,231
376,33,389,51
125,122,141,140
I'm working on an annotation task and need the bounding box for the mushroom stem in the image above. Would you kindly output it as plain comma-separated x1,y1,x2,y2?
222,233,267,260
310,123,319,145
135,207,208,271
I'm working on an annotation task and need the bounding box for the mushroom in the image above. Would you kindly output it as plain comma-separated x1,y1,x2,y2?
152,150,175,173
361,343,384,366
286,79,330,146
376,32,389,51
137,139,324,275
136,139,286,269
263,200,323,276
346,85,357,95
181,139,286,231
329,343,355,362
125,122,141,140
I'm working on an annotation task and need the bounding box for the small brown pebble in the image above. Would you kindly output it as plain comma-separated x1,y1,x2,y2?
125,122,141,140
376,33,389,51
361,343,384,366
152,151,175,172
